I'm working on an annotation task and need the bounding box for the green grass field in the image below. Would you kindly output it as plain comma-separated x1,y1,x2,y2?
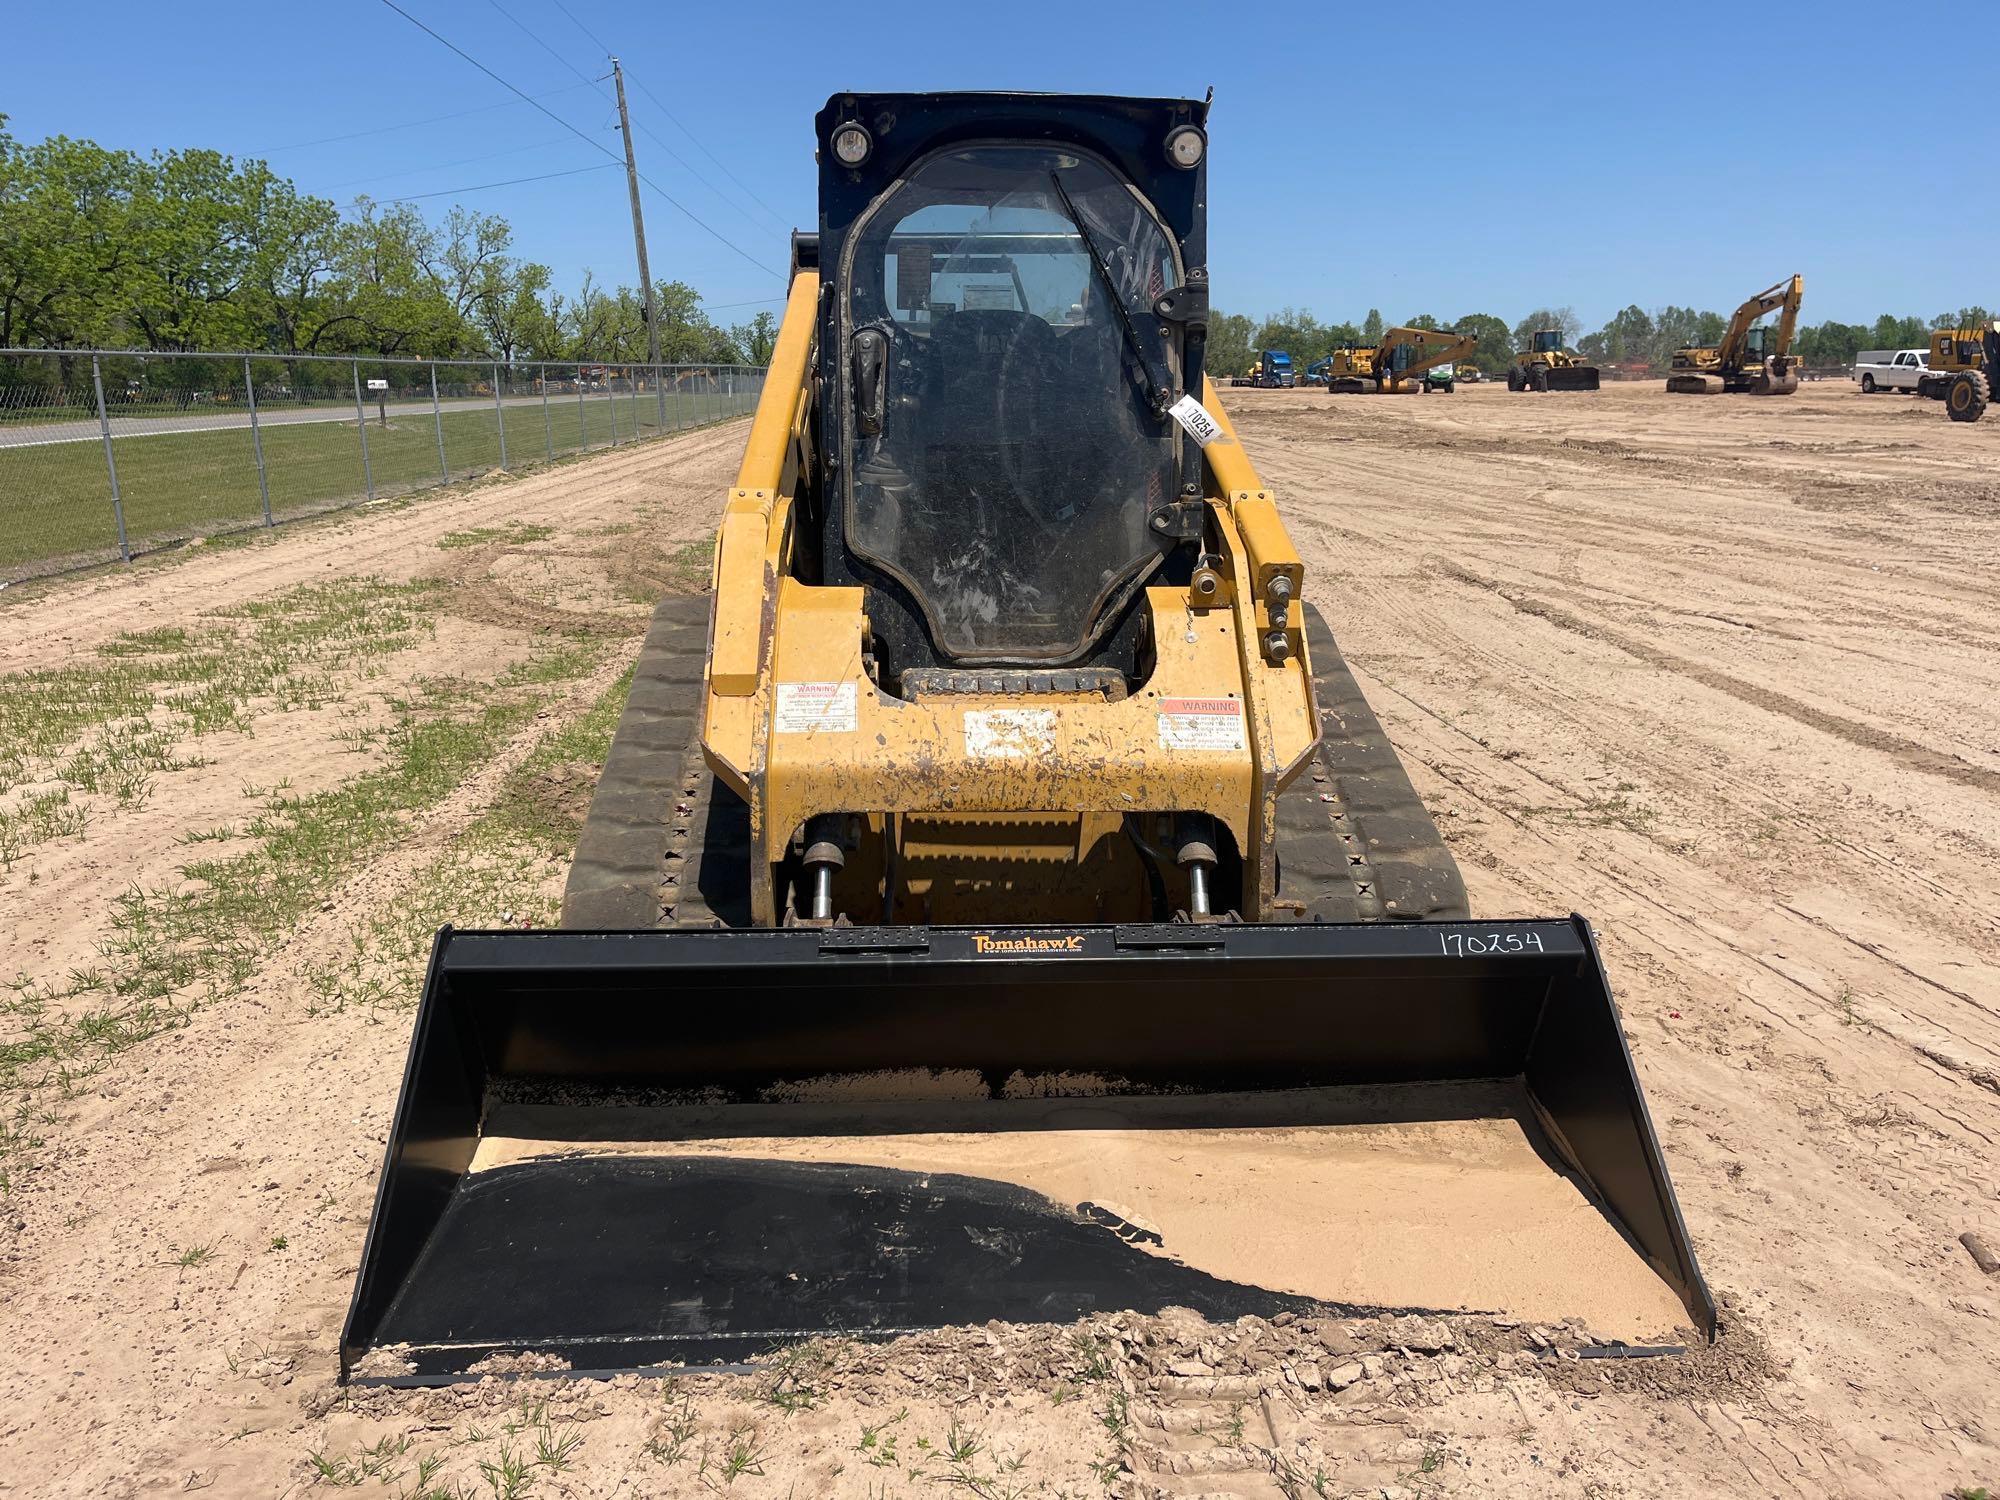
0,388,754,575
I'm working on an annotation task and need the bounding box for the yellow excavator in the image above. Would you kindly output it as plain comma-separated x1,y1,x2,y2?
1324,327,1476,394
1666,275,1803,395
1507,329,1600,391
338,91,1715,1383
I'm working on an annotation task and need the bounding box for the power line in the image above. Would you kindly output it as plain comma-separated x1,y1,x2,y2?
378,0,621,162
343,162,615,210
547,0,613,58
377,0,782,281
326,136,575,192
264,83,596,153
484,3,781,246
625,69,792,233
484,0,601,90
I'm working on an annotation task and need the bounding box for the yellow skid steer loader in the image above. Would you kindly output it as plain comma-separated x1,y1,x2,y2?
339,92,1713,1384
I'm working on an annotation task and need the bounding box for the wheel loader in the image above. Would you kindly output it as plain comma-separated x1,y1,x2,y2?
1507,329,1600,391
1666,275,1803,396
1923,321,1995,422
339,92,1714,1384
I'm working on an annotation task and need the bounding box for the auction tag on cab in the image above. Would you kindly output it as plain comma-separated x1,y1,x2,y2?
965,708,1056,759
1158,696,1244,750
1167,393,1224,447
774,681,857,733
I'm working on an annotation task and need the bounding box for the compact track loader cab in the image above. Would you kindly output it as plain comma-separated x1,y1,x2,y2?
1507,329,1600,391
1666,275,1804,396
339,92,1715,1384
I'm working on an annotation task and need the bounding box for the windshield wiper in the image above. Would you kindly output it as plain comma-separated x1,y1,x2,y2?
1047,171,1170,414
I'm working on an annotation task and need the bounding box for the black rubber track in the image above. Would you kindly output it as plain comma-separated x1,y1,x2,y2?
560,595,750,930
1275,604,1469,922
563,596,1467,928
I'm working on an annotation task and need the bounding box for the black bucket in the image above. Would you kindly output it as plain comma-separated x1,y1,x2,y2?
339,918,1714,1384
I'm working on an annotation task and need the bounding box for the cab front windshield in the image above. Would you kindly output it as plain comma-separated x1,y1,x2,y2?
843,145,1180,662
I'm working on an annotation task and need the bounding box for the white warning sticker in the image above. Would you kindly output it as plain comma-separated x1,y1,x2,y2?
1158,695,1245,751
774,681,857,734
964,708,1056,759
1167,392,1224,447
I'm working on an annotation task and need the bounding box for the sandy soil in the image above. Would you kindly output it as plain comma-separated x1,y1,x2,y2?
1,384,1997,1498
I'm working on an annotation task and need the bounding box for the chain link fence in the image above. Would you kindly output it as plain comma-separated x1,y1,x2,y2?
0,349,767,585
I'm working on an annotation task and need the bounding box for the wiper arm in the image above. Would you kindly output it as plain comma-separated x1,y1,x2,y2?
1047,171,1169,413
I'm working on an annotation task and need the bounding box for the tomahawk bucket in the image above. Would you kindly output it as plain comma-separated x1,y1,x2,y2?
340,918,1715,1384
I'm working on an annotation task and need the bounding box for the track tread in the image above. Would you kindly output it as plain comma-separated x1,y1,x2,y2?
1274,605,1469,922
561,594,751,930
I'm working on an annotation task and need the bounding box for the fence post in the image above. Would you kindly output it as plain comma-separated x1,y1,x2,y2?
91,354,131,563
430,362,448,482
244,356,273,526
352,360,375,501
577,369,588,450
655,362,667,434
541,362,553,461
606,372,618,445
492,360,507,470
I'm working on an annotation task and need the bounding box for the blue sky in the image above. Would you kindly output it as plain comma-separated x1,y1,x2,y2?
12,1,1996,330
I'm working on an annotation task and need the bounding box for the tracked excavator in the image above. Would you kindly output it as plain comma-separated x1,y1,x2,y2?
1666,275,1803,395
1324,326,1475,394
339,92,1715,1384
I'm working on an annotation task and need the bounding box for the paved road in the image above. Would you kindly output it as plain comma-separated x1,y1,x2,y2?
0,389,737,449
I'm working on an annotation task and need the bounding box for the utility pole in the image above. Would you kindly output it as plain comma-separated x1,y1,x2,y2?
610,58,662,379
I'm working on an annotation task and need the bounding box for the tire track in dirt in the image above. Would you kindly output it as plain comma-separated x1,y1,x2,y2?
1222,384,2000,1493
1441,561,2000,796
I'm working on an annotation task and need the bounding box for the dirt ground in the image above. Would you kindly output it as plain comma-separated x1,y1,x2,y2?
1,382,1996,1498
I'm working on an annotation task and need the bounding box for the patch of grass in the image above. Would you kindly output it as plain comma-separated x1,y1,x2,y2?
759,1337,839,1413
0,389,753,576
0,787,89,866
476,1442,534,1499
717,1426,768,1484
169,1242,215,1268
0,575,439,822
1069,1329,1114,1384
662,537,715,596
532,1424,582,1472
436,521,555,551
267,1234,288,1252
644,1387,700,1468
858,1408,908,1467
1,637,593,1184
480,665,631,858
305,1433,409,1488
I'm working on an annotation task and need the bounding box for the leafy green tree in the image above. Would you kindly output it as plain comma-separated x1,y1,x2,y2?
1870,313,1928,349
1453,312,1514,374
1205,311,1256,382
1512,307,1582,349
732,309,779,365
0,126,146,348
1402,313,1439,331
1361,308,1383,342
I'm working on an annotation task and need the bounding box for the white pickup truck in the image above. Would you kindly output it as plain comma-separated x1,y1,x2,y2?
1855,349,1935,394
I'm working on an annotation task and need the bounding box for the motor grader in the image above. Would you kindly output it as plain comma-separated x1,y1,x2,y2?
339,92,1713,1383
